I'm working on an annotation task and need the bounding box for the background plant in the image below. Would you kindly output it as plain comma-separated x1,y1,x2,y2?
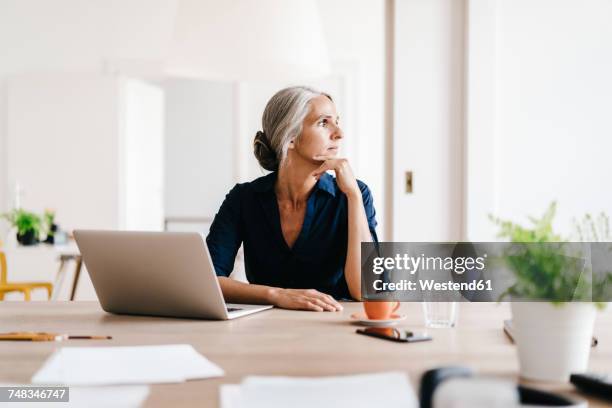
42,209,56,239
1,208,42,237
572,212,612,302
489,202,609,307
572,212,610,242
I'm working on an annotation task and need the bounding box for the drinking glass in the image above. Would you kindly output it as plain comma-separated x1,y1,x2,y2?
422,302,458,328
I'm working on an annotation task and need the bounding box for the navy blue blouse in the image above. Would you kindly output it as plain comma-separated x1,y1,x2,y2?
205,171,378,300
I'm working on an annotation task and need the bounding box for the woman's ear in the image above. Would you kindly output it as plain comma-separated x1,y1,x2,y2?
287,138,296,150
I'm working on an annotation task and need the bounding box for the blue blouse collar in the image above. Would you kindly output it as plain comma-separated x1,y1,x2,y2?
251,171,336,197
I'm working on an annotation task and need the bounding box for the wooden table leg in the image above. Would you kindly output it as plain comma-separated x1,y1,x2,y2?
52,258,66,300
69,256,83,301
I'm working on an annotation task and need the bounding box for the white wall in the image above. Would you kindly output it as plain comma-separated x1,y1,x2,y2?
466,0,612,239
318,0,386,238
0,0,177,235
5,74,164,233
394,0,612,242
123,79,165,230
0,0,176,75
393,0,466,241
6,74,121,230
163,79,234,219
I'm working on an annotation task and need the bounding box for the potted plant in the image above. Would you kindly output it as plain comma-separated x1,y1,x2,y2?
1,209,42,246
43,209,57,244
490,202,609,382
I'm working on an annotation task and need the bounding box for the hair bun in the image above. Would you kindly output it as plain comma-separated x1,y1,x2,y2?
253,131,278,171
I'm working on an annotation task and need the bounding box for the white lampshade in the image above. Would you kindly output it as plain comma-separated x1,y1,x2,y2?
166,0,331,81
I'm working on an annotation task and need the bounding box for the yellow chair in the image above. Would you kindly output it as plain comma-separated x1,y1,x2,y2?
0,251,53,301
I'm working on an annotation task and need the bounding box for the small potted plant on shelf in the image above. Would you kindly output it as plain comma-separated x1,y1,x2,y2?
1,208,42,246
43,209,57,244
490,202,610,382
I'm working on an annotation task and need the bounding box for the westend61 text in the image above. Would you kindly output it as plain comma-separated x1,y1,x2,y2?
372,279,493,292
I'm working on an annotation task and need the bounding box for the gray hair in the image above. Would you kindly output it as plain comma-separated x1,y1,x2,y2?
253,86,332,172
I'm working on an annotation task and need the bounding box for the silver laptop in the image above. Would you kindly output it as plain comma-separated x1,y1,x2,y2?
73,230,272,320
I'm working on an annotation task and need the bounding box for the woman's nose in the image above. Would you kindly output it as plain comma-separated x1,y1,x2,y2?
332,125,344,140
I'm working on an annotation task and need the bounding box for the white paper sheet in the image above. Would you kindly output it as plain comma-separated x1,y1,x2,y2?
31,344,224,386
220,371,417,408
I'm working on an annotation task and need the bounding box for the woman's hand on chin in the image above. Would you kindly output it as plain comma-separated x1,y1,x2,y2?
312,156,360,199
267,288,343,312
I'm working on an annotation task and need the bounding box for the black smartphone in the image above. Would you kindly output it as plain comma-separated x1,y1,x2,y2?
356,327,432,343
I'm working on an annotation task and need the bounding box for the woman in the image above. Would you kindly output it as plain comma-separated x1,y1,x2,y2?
206,86,378,312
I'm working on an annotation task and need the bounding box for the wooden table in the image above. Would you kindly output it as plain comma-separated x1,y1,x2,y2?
0,302,610,407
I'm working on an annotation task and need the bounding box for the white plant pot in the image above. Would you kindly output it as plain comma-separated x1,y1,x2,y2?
511,302,596,382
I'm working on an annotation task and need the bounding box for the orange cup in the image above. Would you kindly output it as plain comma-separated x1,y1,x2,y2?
363,301,400,320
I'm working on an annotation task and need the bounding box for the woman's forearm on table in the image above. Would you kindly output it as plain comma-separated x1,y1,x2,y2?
217,276,276,304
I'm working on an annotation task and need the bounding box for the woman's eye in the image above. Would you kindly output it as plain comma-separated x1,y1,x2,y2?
318,119,327,126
